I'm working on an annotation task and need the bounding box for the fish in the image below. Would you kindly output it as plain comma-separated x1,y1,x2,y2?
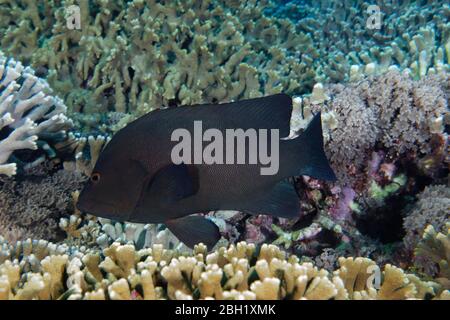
77,94,337,249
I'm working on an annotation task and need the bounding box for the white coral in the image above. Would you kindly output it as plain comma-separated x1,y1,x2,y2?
0,51,72,176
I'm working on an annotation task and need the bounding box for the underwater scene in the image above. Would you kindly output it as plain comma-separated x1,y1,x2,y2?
0,0,449,302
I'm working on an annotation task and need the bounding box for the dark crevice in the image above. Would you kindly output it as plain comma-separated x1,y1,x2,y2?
355,195,407,243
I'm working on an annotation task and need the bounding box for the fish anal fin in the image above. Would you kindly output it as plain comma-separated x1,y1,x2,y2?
239,181,300,219
166,215,221,249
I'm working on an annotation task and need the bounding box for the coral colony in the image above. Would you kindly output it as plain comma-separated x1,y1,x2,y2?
0,0,449,300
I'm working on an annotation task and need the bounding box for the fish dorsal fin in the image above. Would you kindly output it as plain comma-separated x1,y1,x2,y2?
222,93,293,138
238,180,300,219
146,163,199,204
166,215,221,249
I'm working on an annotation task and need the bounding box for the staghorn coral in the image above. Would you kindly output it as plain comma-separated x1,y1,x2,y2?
0,0,317,125
0,51,73,176
0,164,85,243
2,0,449,132
0,240,446,300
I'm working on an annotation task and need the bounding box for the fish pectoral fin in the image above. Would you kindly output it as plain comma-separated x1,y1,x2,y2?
166,215,221,249
239,180,300,219
147,163,199,204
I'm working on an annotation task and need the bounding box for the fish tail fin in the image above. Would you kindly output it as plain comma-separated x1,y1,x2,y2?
281,112,337,181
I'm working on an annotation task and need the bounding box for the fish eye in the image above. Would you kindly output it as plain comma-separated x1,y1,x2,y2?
91,172,101,183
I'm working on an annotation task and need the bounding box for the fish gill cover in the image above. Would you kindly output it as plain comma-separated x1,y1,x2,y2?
0,0,448,300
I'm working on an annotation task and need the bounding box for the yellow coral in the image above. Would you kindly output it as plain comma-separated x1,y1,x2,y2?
0,241,443,300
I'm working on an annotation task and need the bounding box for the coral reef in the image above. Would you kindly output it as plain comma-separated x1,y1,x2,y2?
415,223,450,287
0,0,318,127
0,164,85,243
59,210,192,252
296,69,449,188
404,185,450,255
275,70,448,263
0,0,448,301
269,0,450,81
2,0,448,131
60,133,111,176
0,51,73,176
0,240,447,300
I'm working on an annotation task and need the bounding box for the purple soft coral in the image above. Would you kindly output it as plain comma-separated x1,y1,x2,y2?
330,187,356,221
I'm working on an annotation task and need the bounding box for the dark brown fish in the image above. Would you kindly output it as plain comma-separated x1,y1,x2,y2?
77,94,336,248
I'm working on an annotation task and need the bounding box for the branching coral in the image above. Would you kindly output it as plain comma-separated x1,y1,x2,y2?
414,223,450,288
0,0,318,124
2,0,449,130
0,0,448,302
0,51,73,176
59,211,193,252
0,240,446,300
270,0,450,81
59,133,111,176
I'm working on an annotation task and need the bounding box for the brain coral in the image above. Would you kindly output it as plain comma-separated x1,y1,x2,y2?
0,51,73,176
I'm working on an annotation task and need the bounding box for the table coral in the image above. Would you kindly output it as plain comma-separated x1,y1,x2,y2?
0,240,447,300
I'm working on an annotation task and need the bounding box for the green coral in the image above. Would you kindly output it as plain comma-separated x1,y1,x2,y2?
369,174,407,203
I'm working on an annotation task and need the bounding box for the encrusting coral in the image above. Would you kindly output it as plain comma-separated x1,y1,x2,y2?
0,51,73,176
0,240,447,300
